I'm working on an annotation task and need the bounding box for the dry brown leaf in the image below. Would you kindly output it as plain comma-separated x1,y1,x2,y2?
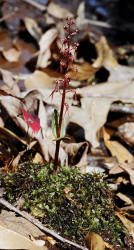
32,152,44,164
62,141,89,173
47,2,73,19
85,232,105,250
46,236,56,245
3,47,21,62
103,128,133,163
116,211,134,241
120,161,134,185
116,193,133,205
75,81,134,147
65,97,111,148
24,70,54,90
0,217,47,250
68,62,98,81
91,36,134,83
37,28,57,68
108,64,134,83
118,122,134,145
0,68,20,95
24,17,42,41
0,210,45,239
93,36,118,68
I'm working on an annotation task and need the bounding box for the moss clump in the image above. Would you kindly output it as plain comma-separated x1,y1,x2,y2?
0,163,126,246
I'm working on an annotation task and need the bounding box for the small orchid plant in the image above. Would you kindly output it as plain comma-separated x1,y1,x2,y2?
22,17,78,174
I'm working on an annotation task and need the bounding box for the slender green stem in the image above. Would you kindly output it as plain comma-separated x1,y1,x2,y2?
53,82,66,174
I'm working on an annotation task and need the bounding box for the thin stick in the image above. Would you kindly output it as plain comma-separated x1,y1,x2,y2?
80,19,111,29
0,197,88,250
22,0,46,11
0,12,15,23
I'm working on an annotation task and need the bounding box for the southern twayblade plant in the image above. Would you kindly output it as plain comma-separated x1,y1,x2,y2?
51,17,79,173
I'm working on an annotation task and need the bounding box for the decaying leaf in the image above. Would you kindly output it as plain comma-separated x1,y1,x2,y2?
0,218,47,250
0,210,45,239
62,141,89,173
118,122,134,145
116,193,133,205
24,70,54,90
24,17,42,41
68,62,98,81
3,47,21,62
47,2,73,19
37,28,58,68
76,81,134,147
103,127,133,163
120,161,134,185
85,232,105,250
116,211,134,241
93,36,118,68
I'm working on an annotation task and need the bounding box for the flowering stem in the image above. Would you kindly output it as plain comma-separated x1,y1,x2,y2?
52,17,78,174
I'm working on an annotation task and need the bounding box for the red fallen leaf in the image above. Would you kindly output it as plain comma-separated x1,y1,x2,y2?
22,108,41,134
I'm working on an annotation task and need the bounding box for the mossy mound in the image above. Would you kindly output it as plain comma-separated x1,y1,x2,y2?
0,163,126,247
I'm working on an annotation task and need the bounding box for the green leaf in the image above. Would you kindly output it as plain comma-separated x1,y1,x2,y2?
52,110,65,139
53,136,70,141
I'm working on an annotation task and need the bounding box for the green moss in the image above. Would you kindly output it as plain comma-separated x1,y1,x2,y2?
0,163,127,246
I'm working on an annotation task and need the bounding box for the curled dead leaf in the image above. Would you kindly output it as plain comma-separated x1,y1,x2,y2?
85,232,105,250
47,2,73,19
24,17,42,41
3,47,21,62
37,28,58,68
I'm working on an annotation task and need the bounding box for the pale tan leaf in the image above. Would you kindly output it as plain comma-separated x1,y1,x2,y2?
108,64,134,83
32,152,44,164
62,141,88,173
0,68,20,95
85,232,105,250
65,97,111,147
103,128,133,163
116,193,133,205
68,62,98,81
93,36,118,68
47,2,73,19
24,70,54,90
75,81,134,147
46,236,56,245
37,28,57,68
120,161,134,185
0,210,44,238
0,219,47,250
24,17,42,41
116,211,134,241
118,122,134,145
3,48,21,62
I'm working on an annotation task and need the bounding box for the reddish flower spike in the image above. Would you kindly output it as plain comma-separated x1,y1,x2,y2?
22,108,41,134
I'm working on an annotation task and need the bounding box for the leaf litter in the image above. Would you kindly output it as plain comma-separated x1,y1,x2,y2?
0,0,134,249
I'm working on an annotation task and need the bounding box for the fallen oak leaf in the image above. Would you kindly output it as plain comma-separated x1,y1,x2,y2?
119,160,134,185
0,220,47,250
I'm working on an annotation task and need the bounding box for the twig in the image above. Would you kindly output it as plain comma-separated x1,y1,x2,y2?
0,197,88,250
0,12,15,23
80,18,111,29
22,0,46,11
